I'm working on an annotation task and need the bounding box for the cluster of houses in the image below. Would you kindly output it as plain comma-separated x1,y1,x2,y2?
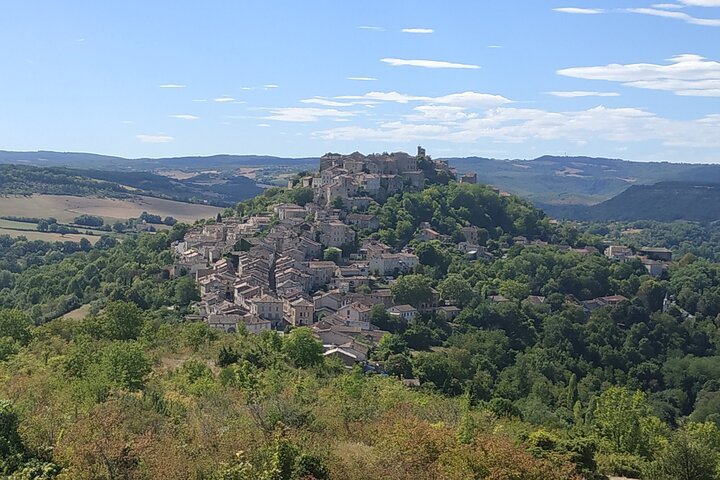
604,245,672,277
172,146,678,366
174,148,473,367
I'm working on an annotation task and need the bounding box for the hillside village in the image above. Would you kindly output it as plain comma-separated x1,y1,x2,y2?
173,148,674,368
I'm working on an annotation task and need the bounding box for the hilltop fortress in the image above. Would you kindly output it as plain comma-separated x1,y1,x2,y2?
304,146,456,207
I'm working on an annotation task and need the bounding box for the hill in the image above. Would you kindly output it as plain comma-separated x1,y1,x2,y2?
0,150,318,171
544,181,720,222
6,150,720,207
0,164,263,207
447,155,720,205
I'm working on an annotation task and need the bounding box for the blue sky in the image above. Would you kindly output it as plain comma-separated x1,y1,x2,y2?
1,1,719,162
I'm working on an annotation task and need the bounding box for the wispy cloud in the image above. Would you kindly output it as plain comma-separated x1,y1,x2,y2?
401,27,434,33
336,90,510,107
652,3,685,8
357,25,384,31
314,106,720,149
680,0,720,6
191,99,207,102
488,45,503,48
548,91,620,97
257,123,270,127
264,84,279,88
558,54,720,96
137,134,173,143
214,96,236,102
264,107,358,122
159,84,186,88
627,7,720,25
553,7,605,14
381,58,480,69
347,76,378,81
171,114,199,120
301,98,356,107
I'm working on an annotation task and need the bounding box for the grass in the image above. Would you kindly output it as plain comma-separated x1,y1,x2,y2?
0,194,224,224
0,228,101,244
62,304,92,320
0,218,38,230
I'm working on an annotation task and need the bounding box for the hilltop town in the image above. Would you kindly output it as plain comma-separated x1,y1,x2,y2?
173,148,673,367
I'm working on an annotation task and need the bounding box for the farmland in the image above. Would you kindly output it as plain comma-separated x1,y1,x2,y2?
0,194,224,224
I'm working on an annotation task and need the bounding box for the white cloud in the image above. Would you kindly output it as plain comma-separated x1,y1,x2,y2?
548,91,620,97
434,91,512,107
402,28,434,33
381,58,480,69
257,123,270,127
136,134,173,143
554,7,605,14
314,105,720,149
410,105,476,121
357,25,384,30
336,90,511,107
159,84,185,88
191,99,207,102
171,114,199,120
264,84,279,88
627,7,720,25
264,107,358,122
653,3,685,8
214,96,236,102
301,98,356,107
680,0,720,6
558,54,720,96
347,76,378,81
488,45,503,48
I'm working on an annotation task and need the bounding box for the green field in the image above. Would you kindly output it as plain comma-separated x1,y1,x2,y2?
0,227,101,244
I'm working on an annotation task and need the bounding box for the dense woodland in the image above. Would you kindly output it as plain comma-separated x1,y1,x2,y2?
4,182,720,479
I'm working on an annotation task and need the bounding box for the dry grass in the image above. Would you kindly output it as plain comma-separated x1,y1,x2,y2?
0,194,223,224
62,304,92,320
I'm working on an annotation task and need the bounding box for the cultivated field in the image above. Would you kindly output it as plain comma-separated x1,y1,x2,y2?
0,227,101,244
0,194,224,224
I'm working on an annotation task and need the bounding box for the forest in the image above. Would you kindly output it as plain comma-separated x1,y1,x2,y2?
3,181,720,479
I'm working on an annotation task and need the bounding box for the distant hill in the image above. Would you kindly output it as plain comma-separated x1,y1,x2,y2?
0,150,318,171
447,155,720,205
5,150,720,206
0,164,264,207
544,182,720,223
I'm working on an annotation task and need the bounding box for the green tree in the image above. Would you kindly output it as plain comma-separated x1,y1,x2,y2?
282,327,323,368
101,301,145,340
391,274,432,308
0,310,32,345
647,429,718,480
289,187,313,207
100,342,152,391
322,247,341,263
438,274,474,307
499,279,531,302
593,386,665,457
174,276,200,306
0,400,25,474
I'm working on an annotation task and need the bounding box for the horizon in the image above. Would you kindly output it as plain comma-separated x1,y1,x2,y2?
0,148,708,165
1,1,719,162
